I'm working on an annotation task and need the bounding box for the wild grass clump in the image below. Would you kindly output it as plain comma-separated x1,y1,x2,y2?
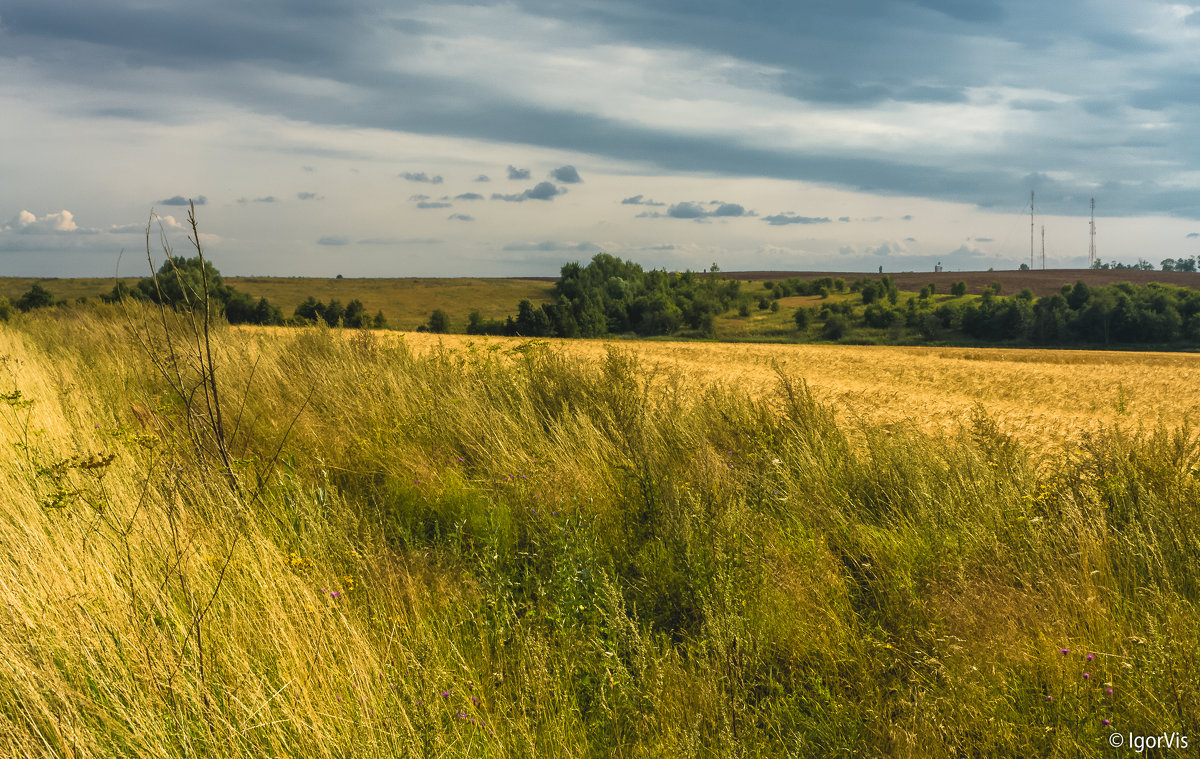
0,306,1197,756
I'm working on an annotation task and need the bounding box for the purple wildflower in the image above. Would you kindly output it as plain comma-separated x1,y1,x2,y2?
1087,653,1095,661
1060,648,1070,655
1101,719,1111,727
1105,688,1114,696
1083,673,1090,680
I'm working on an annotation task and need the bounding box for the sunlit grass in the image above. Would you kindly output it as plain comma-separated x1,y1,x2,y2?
0,306,1197,756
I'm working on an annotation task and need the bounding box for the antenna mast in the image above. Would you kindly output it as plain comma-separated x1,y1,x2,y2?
1030,191,1035,270
1088,197,1096,267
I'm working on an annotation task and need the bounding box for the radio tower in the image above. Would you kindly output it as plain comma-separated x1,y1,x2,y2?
1088,197,1097,267
1030,191,1035,270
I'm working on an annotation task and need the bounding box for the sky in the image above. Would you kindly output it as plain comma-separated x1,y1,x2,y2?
2,0,1200,278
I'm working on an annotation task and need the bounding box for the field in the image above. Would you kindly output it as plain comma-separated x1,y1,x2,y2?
0,276,557,329
732,268,1200,297
1,306,1198,756
396,332,1200,447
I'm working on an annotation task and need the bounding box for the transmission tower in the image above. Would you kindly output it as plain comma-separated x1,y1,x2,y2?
1088,197,1097,267
1030,191,1035,270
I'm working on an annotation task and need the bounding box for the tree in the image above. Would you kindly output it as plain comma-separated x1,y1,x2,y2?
821,315,847,340
427,309,451,333
951,281,967,297
344,299,368,328
294,297,325,324
323,299,346,327
16,283,54,312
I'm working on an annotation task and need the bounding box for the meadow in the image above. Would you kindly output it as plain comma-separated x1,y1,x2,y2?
1,305,1198,756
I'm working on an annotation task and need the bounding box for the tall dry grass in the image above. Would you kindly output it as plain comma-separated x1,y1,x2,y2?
0,306,1197,756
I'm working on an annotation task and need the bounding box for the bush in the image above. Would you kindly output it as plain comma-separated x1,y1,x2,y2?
822,314,848,340
794,307,811,330
428,309,451,334
0,296,12,321
16,283,54,312
863,303,899,328
951,281,968,297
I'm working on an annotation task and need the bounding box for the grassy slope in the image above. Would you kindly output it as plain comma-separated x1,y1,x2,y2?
0,307,1197,756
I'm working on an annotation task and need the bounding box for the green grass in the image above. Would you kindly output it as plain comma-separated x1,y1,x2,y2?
0,305,1196,756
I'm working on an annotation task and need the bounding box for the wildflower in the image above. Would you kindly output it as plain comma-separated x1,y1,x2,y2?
1083,673,1090,680
1045,695,1053,701
1060,648,1070,655
1101,719,1111,727
441,691,450,698
1105,688,1114,696
1087,653,1095,661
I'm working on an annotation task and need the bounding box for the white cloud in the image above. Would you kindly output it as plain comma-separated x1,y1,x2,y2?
4,209,87,234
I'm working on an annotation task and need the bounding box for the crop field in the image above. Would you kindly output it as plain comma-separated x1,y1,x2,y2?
1,307,1198,757
398,332,1200,447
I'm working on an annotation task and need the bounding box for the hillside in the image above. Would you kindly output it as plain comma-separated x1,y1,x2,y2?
731,268,1200,297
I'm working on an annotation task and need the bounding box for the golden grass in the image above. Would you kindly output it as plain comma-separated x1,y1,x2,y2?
390,332,1200,446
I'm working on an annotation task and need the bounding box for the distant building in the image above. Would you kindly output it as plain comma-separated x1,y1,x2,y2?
934,261,943,273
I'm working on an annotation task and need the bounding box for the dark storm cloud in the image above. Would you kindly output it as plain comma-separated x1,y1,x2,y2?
157,195,205,206
762,213,832,226
454,192,484,200
401,172,444,184
491,182,564,202
621,195,665,206
507,165,531,180
5,0,1200,221
550,165,583,183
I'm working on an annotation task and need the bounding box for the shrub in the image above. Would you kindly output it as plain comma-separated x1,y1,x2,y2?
16,283,54,312
794,307,811,330
427,309,451,334
822,314,848,340
0,296,11,321
951,281,968,297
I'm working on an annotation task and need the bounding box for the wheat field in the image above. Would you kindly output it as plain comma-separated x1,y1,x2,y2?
396,333,1200,446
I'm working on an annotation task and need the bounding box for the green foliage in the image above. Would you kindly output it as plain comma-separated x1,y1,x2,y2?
821,314,848,340
427,308,451,333
0,296,11,321
793,306,811,330
16,283,54,312
951,281,968,297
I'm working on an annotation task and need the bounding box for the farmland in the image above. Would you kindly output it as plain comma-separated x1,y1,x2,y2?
397,332,1200,447
1,304,1197,756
